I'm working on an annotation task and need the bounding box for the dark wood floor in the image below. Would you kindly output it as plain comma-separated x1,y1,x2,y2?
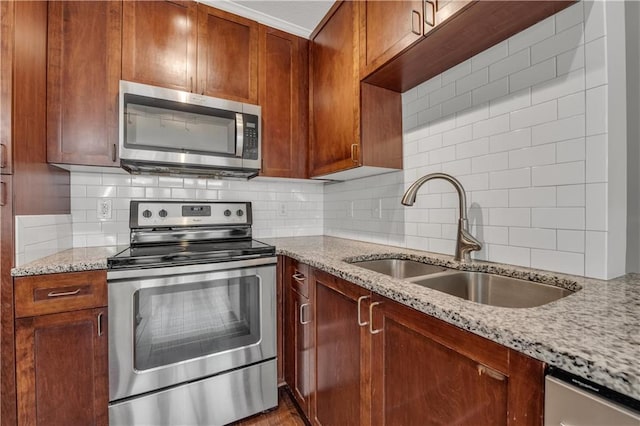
232,388,307,426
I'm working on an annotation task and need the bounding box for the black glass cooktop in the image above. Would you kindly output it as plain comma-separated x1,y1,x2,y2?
108,239,275,270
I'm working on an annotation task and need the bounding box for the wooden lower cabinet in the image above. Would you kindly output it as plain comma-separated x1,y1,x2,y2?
284,258,313,416
14,271,108,426
311,270,370,426
281,258,544,425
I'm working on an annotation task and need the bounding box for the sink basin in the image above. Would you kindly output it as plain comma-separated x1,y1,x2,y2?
351,259,450,279
412,271,574,308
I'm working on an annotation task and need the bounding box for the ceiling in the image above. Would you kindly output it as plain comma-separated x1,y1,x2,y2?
202,1,336,38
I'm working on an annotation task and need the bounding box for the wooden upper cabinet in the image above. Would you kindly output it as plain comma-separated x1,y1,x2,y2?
310,1,361,178
122,0,197,92
47,1,121,167
310,1,402,180
0,1,13,174
259,26,308,178
197,4,258,103
359,1,424,79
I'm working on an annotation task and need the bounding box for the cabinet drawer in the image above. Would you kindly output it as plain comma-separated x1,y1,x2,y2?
289,261,310,298
15,270,107,318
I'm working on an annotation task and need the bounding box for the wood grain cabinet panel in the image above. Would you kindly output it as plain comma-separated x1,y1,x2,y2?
47,0,121,167
259,26,308,178
197,4,258,103
14,271,108,426
359,0,424,79
310,270,370,426
284,258,313,416
0,1,14,175
310,1,402,180
122,0,197,92
16,308,108,426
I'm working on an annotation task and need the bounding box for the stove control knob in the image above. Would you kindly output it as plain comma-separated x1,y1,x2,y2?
224,209,232,217
142,209,152,218
158,209,168,218
236,209,244,217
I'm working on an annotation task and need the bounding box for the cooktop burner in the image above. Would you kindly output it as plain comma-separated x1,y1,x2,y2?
108,200,275,270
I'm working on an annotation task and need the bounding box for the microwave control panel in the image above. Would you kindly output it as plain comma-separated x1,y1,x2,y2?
243,114,259,160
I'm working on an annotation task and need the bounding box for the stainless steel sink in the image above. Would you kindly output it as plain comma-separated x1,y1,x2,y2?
351,259,450,279
412,271,574,308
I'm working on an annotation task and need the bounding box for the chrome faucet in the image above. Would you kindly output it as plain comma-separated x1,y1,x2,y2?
401,173,482,262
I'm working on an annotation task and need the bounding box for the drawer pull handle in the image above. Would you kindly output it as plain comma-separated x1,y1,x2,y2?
97,312,103,336
0,143,6,168
351,143,359,163
299,303,311,325
411,10,421,35
424,0,435,27
292,272,306,282
47,288,81,298
357,295,370,326
0,182,6,206
369,302,383,334
477,364,506,381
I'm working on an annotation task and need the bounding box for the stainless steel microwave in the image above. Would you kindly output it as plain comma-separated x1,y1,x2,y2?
118,81,261,179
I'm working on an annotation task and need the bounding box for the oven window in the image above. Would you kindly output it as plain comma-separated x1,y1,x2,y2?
133,276,260,371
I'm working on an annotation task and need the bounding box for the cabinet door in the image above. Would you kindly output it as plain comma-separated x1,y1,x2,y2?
359,0,424,78
259,26,308,178
311,270,370,426
309,1,360,177
16,308,108,426
370,295,509,426
0,0,13,174
122,0,197,92
0,175,15,425
423,0,472,36
197,4,258,103
47,1,121,167
284,259,313,415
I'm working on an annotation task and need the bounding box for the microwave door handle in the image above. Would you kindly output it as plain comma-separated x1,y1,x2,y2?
236,113,244,158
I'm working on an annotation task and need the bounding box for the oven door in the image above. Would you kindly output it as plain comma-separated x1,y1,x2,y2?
107,257,276,402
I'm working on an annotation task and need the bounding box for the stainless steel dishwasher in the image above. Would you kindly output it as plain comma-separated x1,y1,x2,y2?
545,367,640,425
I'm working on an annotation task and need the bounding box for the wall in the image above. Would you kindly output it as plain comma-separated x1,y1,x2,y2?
69,171,323,247
326,1,624,279
14,215,72,266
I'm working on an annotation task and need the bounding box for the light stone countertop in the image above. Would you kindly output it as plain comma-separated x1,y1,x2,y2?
261,236,640,403
11,246,125,277
10,236,640,403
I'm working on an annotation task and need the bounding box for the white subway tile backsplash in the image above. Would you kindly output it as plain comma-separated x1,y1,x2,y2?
555,2,584,33
442,60,472,85
585,134,607,182
531,114,585,145
509,58,557,93
417,75,442,97
508,17,555,54
472,77,510,106
558,92,585,118
488,87,530,118
583,0,606,43
585,36,607,89
510,227,556,249
585,85,608,135
477,226,509,245
510,100,557,130
557,230,585,252
531,207,585,229
531,24,584,64
585,230,607,277
531,68,585,105
455,138,489,159
532,161,584,186
489,208,531,227
586,183,607,231
472,41,508,71
557,45,585,76
471,190,509,208
429,83,456,106
456,68,489,95
509,187,556,207
455,103,489,127
473,114,510,138
557,184,585,207
556,138,586,163
489,49,530,82
442,93,472,117
489,128,531,153
489,244,531,267
489,168,531,189
443,125,473,146
508,144,556,168
472,152,509,174
531,249,584,275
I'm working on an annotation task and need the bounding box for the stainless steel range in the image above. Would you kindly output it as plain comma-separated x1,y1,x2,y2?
107,200,277,425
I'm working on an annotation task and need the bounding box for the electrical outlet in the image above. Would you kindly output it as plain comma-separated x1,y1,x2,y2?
278,203,287,217
97,199,112,220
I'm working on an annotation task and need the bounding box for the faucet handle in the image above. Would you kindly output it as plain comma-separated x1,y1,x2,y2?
459,228,482,260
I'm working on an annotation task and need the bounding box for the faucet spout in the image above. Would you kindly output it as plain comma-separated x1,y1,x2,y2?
401,173,482,262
